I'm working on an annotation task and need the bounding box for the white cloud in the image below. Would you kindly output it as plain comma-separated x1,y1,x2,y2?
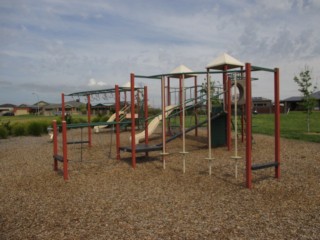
0,0,320,105
88,78,107,87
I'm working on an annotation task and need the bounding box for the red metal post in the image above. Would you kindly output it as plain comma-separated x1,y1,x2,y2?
167,77,171,106
274,68,281,179
62,121,68,180
61,93,65,121
241,66,244,143
87,95,92,147
161,76,167,167
130,73,136,168
167,77,171,135
241,105,244,143
227,75,232,151
115,85,121,160
144,86,149,157
179,76,183,133
223,65,228,112
194,76,198,137
53,120,58,171
245,63,252,189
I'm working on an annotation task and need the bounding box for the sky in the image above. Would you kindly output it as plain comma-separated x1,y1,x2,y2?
1,0,320,107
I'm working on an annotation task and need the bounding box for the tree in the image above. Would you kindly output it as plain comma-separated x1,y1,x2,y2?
294,66,317,132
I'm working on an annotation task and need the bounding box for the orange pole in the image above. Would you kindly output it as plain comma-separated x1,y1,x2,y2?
62,121,68,180
115,85,121,160
274,68,281,179
61,93,65,121
53,120,58,171
130,73,136,168
245,63,252,189
144,86,149,157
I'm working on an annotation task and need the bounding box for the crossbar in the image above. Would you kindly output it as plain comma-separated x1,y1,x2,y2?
53,154,64,162
67,140,89,145
251,162,279,171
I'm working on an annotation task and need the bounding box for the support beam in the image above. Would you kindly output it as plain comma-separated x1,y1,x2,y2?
130,73,136,168
274,68,281,179
245,63,252,189
115,85,121,160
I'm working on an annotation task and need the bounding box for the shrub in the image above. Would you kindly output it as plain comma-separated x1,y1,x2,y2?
0,121,12,135
12,123,27,136
27,122,43,136
0,126,8,139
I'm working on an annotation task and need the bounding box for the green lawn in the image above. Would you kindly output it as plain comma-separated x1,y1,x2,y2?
252,111,320,143
1,112,319,143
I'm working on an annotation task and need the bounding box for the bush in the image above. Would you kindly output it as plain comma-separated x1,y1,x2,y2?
0,121,12,134
0,126,8,139
12,123,27,136
27,122,43,136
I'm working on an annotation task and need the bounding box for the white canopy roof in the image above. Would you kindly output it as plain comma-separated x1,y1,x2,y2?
206,53,244,70
169,64,195,78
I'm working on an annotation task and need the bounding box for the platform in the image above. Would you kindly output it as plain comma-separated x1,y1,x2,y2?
119,144,162,153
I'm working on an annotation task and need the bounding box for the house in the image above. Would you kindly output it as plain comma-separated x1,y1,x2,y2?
252,97,272,113
282,90,320,112
0,104,16,115
42,100,86,116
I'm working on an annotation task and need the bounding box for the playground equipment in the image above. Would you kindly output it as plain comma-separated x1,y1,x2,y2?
93,104,130,133
52,53,281,189
132,105,177,144
230,73,242,179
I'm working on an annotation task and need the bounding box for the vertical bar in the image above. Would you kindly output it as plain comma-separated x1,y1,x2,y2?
62,121,68,180
245,63,252,189
167,77,171,106
241,67,244,143
161,76,167,169
115,85,121,160
144,86,149,157
179,76,183,133
223,66,228,112
167,77,171,135
130,73,136,168
274,68,281,179
61,93,65,121
87,95,92,147
227,75,232,151
194,76,198,137
182,74,186,173
241,105,244,143
53,120,58,171
207,70,212,175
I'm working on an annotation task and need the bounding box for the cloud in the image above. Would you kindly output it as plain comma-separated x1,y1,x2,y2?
88,78,108,87
0,0,320,105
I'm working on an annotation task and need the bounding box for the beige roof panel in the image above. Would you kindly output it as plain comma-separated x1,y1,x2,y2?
206,53,244,70
169,64,195,78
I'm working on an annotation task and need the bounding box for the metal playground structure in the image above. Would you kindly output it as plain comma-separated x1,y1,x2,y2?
52,53,280,189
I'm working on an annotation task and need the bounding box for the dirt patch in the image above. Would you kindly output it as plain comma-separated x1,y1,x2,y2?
0,128,319,239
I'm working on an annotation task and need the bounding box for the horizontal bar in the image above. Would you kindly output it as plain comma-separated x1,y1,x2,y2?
251,162,279,170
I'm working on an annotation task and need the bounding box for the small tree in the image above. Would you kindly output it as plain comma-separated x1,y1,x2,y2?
294,66,317,132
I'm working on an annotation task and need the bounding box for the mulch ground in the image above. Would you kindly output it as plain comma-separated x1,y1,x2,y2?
0,127,319,239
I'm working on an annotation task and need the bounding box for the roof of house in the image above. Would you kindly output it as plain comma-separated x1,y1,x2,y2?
282,91,320,102
252,97,272,102
0,103,16,108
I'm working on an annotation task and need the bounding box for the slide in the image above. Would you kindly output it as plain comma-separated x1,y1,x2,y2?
133,105,177,144
94,111,124,133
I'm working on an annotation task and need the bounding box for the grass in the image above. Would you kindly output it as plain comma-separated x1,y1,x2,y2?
252,111,320,143
1,112,319,142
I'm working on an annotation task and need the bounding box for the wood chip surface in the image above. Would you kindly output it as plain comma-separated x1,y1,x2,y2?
0,128,319,239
